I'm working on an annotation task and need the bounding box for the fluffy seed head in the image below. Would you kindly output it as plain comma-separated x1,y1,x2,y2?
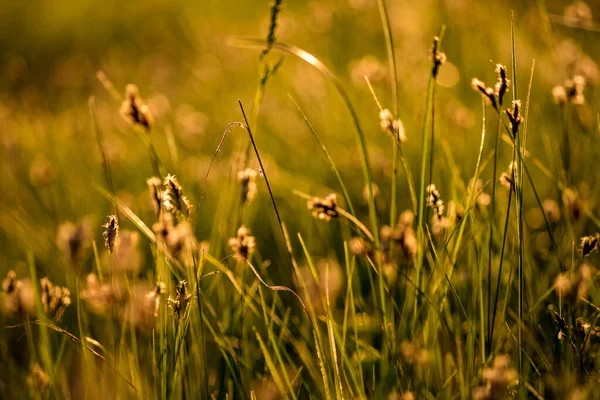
40,277,71,322
426,184,444,219
308,194,339,221
146,281,166,318
120,84,154,130
471,78,498,109
163,174,192,216
2,271,35,317
379,109,406,143
80,273,118,315
27,364,50,393
228,225,257,261
56,218,92,266
102,215,119,254
494,64,510,105
580,234,599,258
506,100,523,136
146,176,163,216
238,168,258,204
552,85,567,105
168,280,192,321
431,36,446,77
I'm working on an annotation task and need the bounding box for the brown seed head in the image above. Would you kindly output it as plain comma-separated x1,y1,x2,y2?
494,64,510,106
379,109,406,143
120,84,154,130
505,100,523,136
308,193,339,221
431,36,446,77
40,277,71,322
146,176,163,216
102,215,119,254
471,78,498,110
163,174,192,216
168,280,192,321
580,234,599,258
426,184,444,219
238,168,258,204
228,225,257,261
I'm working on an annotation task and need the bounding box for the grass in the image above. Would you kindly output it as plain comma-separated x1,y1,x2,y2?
1,0,600,399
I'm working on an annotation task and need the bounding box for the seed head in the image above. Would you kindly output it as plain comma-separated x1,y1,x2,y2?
393,210,418,261
505,100,523,136
478,355,519,399
2,271,35,317
228,225,256,261
562,188,582,221
2,270,19,294
542,199,561,223
168,280,193,321
102,215,119,254
163,174,192,216
238,168,258,204
494,64,510,106
379,109,406,143
27,364,50,393
56,218,92,266
349,237,371,255
552,85,567,105
40,277,71,322
80,273,118,315
471,78,498,110
146,281,166,317
308,193,339,221
566,75,586,105
426,184,444,219
552,76,586,105
580,233,600,258
431,36,446,77
146,176,163,216
120,84,154,130
152,213,195,259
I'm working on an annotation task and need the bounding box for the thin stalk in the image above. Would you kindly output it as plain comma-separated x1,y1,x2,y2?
487,115,502,352
489,176,514,352
510,13,525,386
229,38,380,249
377,0,400,259
415,74,436,321
415,28,445,323
238,101,297,273
289,95,356,216
365,77,417,213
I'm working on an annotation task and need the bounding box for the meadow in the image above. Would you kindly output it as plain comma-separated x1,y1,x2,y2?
1,0,600,398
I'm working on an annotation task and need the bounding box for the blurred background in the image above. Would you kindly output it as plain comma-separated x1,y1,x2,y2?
1,0,599,267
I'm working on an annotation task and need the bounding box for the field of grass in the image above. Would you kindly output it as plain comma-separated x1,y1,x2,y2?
1,0,600,398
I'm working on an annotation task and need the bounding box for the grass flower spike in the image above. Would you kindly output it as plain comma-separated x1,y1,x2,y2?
307,193,339,221
102,215,119,254
120,84,154,130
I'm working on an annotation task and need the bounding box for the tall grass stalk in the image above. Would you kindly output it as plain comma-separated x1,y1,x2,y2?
415,27,445,329
510,13,525,387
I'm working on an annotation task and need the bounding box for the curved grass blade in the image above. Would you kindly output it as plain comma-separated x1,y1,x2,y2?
289,95,356,216
229,37,380,249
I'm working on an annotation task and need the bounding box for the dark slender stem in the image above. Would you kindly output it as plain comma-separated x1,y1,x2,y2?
238,101,295,273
